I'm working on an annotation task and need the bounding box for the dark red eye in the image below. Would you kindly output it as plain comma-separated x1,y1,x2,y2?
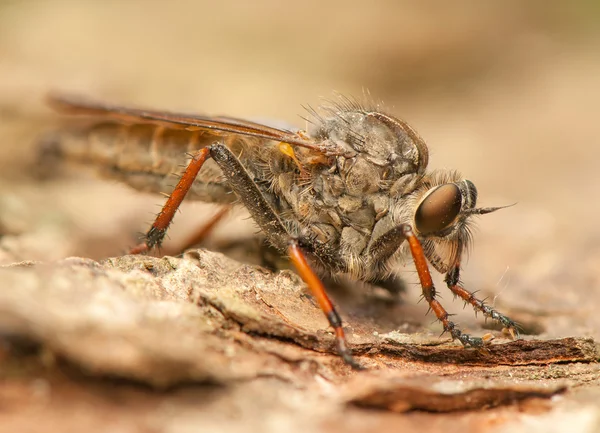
414,184,462,235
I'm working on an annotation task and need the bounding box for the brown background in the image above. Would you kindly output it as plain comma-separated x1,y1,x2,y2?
0,1,599,432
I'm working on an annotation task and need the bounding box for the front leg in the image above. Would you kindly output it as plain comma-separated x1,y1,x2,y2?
368,224,489,348
445,266,520,339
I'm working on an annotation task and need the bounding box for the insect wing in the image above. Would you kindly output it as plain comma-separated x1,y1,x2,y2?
48,94,324,152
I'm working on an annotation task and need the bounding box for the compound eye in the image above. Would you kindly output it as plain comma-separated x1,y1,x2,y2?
415,184,462,235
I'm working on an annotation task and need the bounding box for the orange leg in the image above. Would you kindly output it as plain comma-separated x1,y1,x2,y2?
288,240,362,369
129,148,211,254
400,225,488,348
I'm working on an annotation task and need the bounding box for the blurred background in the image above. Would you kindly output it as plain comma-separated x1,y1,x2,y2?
0,0,599,338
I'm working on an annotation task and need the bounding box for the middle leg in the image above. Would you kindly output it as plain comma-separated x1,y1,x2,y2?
209,143,361,368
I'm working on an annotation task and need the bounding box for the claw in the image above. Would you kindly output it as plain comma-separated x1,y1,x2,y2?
336,339,363,370
504,326,519,340
482,333,495,345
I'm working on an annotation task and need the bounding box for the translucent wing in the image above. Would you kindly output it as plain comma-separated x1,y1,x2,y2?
47,94,328,153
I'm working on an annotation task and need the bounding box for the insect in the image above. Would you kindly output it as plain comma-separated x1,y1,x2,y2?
42,94,519,369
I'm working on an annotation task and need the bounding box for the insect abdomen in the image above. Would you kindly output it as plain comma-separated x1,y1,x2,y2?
40,121,235,202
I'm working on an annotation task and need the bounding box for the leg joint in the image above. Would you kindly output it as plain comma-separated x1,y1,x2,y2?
444,266,460,286
326,310,343,329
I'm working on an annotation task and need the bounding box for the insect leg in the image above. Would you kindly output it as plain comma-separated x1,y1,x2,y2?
399,224,487,348
208,142,360,368
444,266,519,339
129,147,212,254
288,240,361,369
367,224,408,263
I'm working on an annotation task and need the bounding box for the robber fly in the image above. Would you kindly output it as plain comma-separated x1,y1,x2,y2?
42,94,519,369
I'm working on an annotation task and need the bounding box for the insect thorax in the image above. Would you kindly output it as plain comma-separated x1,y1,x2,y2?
243,109,434,280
